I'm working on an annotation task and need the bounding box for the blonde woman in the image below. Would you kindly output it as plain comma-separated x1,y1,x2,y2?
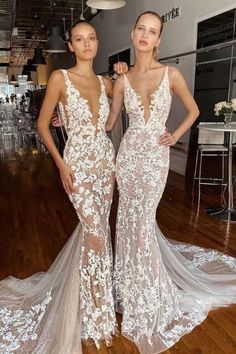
107,11,236,354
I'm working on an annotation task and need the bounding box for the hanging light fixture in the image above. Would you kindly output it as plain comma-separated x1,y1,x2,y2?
21,65,34,84
27,59,37,71
32,48,46,65
22,64,30,75
27,73,34,84
46,26,66,53
86,0,126,10
10,75,17,84
80,0,85,20
70,7,74,26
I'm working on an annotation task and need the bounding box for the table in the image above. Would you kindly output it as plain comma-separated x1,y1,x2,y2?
201,122,236,222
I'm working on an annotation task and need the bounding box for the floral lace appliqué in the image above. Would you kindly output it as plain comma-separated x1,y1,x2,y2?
0,291,52,353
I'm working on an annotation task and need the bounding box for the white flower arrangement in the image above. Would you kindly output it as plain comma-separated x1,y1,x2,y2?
214,99,236,116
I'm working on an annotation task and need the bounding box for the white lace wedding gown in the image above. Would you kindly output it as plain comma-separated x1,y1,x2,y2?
114,66,236,354
0,70,117,353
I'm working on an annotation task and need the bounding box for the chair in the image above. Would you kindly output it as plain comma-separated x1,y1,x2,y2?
193,122,228,202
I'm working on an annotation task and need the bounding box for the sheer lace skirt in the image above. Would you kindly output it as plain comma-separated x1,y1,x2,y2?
114,139,236,354
67,150,117,346
0,137,117,353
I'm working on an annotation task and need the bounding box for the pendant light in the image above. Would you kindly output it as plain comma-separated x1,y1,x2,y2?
80,0,85,20
86,0,126,10
46,26,66,53
10,75,17,84
22,64,30,75
20,66,34,84
32,48,46,65
27,59,37,71
27,73,34,84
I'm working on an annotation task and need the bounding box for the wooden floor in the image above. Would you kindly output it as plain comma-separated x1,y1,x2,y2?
0,149,236,354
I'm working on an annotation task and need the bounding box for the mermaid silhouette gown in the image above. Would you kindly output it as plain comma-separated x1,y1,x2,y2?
0,70,117,353
114,66,236,354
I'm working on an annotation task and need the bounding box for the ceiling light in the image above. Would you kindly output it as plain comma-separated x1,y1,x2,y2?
70,8,74,26
22,64,30,75
27,59,37,71
10,75,17,84
46,26,66,53
27,73,34,84
80,0,85,21
32,48,46,65
86,0,126,10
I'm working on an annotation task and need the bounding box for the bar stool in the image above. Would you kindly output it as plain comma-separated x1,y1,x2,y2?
193,122,228,202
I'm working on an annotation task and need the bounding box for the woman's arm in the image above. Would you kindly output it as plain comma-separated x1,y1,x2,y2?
102,76,113,98
37,70,75,194
159,67,199,146
105,75,125,132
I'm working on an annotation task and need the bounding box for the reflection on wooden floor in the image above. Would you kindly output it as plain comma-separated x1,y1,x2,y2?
0,149,236,354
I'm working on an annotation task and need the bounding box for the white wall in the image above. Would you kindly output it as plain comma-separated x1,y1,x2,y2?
92,0,236,174
93,0,236,73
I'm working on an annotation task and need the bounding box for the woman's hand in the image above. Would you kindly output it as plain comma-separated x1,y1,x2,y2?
58,162,75,194
159,130,177,146
105,122,113,132
50,111,63,127
113,61,129,75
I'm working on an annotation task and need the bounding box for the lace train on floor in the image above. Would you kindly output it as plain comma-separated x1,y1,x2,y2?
115,223,236,354
0,223,83,354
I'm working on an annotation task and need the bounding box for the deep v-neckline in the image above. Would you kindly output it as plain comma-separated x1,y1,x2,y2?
124,67,168,125
65,70,104,124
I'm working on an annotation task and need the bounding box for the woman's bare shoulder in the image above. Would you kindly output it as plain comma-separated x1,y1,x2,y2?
49,69,64,81
167,65,183,78
101,75,112,88
46,70,65,93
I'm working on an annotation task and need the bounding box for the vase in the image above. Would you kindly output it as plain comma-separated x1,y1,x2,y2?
223,112,233,125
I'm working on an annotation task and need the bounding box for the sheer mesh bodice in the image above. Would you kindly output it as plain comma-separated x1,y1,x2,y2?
0,70,116,353
114,66,236,354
